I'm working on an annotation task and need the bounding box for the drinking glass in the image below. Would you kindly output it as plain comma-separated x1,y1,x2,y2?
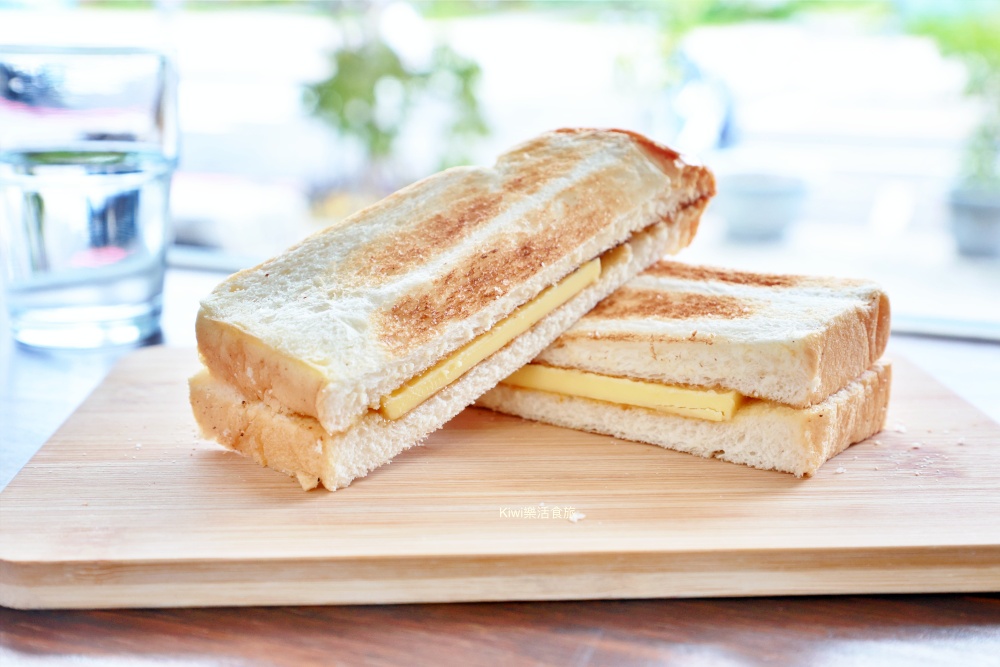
0,46,178,348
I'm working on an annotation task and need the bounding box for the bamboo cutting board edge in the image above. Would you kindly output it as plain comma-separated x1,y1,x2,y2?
4,544,1000,610
1,346,999,609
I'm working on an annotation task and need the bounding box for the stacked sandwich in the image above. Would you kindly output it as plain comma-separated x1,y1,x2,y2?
190,129,715,489
191,127,891,488
478,261,891,477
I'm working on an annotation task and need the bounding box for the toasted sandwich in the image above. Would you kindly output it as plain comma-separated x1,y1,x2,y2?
190,129,715,489
478,261,891,476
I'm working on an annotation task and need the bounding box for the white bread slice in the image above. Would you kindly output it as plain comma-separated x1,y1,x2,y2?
196,129,714,434
476,362,892,478
190,219,680,490
535,262,890,408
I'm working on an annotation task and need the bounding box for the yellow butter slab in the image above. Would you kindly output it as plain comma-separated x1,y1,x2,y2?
379,258,602,420
501,364,742,422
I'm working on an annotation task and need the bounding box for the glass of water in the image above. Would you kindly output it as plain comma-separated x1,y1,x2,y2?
0,46,178,348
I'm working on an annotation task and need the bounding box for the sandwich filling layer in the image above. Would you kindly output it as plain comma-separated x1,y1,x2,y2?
380,258,602,419
500,363,743,422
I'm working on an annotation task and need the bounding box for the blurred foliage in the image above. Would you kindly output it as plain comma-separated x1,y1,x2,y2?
430,44,491,168
307,38,411,162
420,0,892,23
305,27,487,173
910,10,1000,189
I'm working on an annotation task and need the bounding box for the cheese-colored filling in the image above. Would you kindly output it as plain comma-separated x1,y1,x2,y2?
379,258,602,419
501,364,743,422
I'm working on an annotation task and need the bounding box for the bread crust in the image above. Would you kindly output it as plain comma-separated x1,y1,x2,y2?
195,129,713,434
190,218,685,490
537,262,890,408
195,318,328,419
477,363,892,477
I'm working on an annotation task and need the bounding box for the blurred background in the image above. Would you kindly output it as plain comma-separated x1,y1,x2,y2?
2,0,998,340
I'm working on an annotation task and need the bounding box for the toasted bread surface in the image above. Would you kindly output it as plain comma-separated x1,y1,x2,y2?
190,218,681,489
536,261,890,407
477,362,892,477
196,129,713,433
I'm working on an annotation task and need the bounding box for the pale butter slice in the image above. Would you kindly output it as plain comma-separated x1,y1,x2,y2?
501,364,743,422
379,258,602,420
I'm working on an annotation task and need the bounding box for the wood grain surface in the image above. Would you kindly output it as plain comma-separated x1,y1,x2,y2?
1,346,998,610
2,595,999,666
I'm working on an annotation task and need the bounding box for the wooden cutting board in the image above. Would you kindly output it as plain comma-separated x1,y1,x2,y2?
1,346,998,609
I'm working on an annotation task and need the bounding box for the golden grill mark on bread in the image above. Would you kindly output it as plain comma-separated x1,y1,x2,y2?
376,168,631,351
377,194,711,353
586,288,754,322
534,260,889,410
380,259,601,419
341,138,605,286
645,261,805,288
497,137,604,195
347,190,506,284
379,233,556,352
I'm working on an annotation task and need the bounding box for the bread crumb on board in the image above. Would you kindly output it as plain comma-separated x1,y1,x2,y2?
893,423,907,433
834,467,847,474
568,512,586,523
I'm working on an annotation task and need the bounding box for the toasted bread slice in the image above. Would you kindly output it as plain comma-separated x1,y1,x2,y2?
196,129,714,434
534,261,890,408
477,362,892,478
190,222,675,490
